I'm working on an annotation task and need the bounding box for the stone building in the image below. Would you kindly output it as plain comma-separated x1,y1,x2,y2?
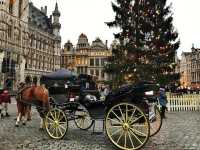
0,0,61,89
178,46,200,88
190,47,200,88
61,34,112,82
179,52,191,87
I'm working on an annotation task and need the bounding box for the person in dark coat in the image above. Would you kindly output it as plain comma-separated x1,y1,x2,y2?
158,87,168,119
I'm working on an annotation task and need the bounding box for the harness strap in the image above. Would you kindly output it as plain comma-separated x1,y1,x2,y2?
17,86,32,103
18,86,31,95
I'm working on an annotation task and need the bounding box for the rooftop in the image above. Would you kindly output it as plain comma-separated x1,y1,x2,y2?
28,2,53,34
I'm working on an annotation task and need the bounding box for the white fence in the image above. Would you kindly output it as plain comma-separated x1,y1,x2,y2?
166,93,200,111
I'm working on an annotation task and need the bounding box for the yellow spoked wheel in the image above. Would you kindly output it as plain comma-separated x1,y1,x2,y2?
105,103,150,150
149,105,162,136
45,108,68,139
74,104,94,130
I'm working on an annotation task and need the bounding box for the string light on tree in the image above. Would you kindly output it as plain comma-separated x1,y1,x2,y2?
105,0,180,87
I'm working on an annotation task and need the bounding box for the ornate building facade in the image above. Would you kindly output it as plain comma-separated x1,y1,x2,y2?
179,52,191,87
61,34,112,82
178,46,200,89
0,0,61,89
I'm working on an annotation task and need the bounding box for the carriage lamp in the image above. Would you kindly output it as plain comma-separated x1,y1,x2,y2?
64,84,68,88
144,90,154,96
53,83,58,87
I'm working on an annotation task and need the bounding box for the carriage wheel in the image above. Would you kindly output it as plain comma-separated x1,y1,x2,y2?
149,105,162,136
45,108,68,139
74,104,94,130
105,102,150,150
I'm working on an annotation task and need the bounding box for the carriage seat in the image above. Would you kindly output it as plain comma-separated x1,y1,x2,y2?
80,89,101,101
81,89,100,95
49,94,68,105
79,90,104,109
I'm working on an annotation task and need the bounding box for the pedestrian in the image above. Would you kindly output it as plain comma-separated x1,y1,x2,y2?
0,89,11,118
103,85,110,96
158,87,168,119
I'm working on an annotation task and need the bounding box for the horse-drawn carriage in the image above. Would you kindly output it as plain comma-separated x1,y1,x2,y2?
39,69,162,150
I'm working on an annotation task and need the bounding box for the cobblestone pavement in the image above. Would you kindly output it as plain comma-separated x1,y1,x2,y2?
0,98,200,150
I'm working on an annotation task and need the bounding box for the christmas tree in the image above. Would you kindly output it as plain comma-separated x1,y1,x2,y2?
105,0,180,87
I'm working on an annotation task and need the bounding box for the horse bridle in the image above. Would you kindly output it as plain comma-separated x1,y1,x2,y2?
17,83,30,102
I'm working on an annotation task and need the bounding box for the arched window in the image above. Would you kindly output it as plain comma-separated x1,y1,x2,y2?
18,0,23,18
9,0,15,14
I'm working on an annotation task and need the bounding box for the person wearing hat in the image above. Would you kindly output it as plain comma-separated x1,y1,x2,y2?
158,87,168,119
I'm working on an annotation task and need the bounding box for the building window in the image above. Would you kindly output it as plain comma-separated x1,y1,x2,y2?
77,58,81,65
36,54,38,68
39,40,42,49
101,58,105,66
18,0,23,17
77,67,80,74
96,70,99,76
96,58,99,66
101,71,105,79
8,25,12,38
81,59,84,65
90,59,94,66
9,1,13,14
61,56,64,65
90,69,94,75
84,67,87,74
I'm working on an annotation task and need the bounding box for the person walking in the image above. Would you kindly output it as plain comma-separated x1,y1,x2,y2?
0,89,11,117
158,87,168,119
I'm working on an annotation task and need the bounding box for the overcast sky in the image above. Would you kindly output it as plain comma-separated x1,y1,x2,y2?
31,0,200,57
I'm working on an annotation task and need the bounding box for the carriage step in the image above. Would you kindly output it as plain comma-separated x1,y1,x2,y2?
92,119,105,135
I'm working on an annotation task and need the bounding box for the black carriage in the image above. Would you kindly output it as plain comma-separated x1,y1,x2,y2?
41,69,162,150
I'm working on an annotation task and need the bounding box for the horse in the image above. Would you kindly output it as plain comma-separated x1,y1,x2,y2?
16,82,49,129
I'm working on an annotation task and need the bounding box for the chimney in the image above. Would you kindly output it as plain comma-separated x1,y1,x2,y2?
192,43,195,52
49,15,52,23
105,40,108,49
44,6,47,15
41,7,43,12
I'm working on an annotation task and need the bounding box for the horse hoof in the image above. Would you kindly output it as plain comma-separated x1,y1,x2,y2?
15,124,19,127
22,122,26,126
39,128,44,131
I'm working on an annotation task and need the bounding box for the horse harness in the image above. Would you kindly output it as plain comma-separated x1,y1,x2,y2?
17,85,48,118
17,85,32,104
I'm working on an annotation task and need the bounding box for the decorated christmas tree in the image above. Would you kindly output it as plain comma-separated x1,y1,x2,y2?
105,0,180,87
